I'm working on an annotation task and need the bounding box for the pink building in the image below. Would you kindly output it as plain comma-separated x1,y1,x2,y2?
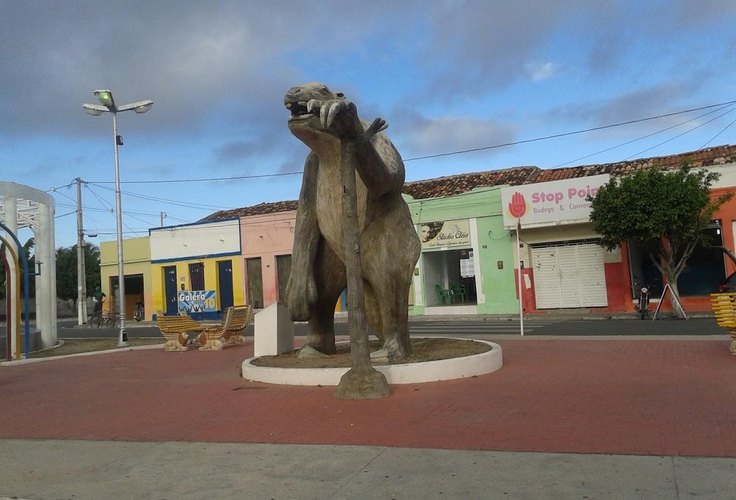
204,201,298,310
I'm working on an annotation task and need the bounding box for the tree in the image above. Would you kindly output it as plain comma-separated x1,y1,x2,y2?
55,243,101,303
589,166,731,316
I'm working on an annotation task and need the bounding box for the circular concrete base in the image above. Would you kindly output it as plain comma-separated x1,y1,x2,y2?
241,338,503,386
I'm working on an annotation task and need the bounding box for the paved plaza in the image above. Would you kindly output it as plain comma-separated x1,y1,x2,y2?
1,334,735,498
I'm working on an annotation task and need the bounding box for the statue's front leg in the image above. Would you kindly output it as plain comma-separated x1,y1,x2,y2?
284,154,320,321
304,240,347,355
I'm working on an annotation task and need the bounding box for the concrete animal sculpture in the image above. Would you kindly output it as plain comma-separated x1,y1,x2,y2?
284,82,420,361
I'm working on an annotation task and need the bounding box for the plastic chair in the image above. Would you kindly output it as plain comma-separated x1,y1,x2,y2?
435,284,454,305
451,283,467,303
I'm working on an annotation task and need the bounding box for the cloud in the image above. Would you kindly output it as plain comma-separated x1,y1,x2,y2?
398,114,517,159
526,61,559,81
414,0,596,99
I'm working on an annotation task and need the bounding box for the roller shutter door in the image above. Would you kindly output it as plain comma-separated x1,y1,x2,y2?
531,241,608,309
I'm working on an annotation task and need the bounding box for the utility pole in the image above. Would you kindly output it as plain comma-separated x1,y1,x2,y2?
76,177,88,325
160,211,167,227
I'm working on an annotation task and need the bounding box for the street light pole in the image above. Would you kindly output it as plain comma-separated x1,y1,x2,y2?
111,110,128,346
83,90,153,347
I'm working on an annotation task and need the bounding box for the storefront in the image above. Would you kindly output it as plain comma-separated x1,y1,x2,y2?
406,186,519,316
500,174,624,312
419,218,478,309
149,218,244,319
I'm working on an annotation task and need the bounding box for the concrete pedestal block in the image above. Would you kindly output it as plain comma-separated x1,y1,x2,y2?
254,302,294,357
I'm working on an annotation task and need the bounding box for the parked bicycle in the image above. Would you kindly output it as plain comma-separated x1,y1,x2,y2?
92,310,117,328
636,283,650,320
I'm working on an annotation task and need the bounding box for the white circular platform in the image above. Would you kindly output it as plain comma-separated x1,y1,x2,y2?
241,338,503,386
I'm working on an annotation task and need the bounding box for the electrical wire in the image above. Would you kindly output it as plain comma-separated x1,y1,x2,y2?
89,170,303,185
552,102,736,168
699,116,736,150
403,99,736,162
623,105,736,160
54,210,77,219
88,182,235,211
78,99,736,185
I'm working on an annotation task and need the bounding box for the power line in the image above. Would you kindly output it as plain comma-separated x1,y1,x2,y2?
552,102,736,168
89,171,303,185
700,116,736,150
403,99,736,162
623,105,736,160
78,99,736,185
88,182,234,211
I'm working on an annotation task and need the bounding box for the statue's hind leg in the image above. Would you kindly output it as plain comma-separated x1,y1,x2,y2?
366,277,412,360
359,205,420,361
304,240,346,355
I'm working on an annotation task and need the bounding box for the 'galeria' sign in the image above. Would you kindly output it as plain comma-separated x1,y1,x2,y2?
500,174,610,229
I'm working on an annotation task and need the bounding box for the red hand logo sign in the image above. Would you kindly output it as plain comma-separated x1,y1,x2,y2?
508,192,527,218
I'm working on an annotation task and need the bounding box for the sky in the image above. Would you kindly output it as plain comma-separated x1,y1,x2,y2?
2,0,736,249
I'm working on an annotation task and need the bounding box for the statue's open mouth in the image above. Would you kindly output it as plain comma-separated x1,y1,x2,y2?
286,101,313,119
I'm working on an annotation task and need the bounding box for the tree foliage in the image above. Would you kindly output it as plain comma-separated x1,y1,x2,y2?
589,166,731,312
55,243,101,302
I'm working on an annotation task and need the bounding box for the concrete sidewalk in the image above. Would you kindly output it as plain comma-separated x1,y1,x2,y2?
1,335,735,498
2,440,735,499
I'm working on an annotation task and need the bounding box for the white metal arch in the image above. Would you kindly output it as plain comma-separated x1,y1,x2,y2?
0,182,57,355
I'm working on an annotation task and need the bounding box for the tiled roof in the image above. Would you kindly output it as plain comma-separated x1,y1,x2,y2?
202,145,736,219
533,144,736,183
402,166,539,200
201,200,298,222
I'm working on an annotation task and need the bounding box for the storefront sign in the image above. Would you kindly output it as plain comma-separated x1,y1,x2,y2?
178,289,217,314
501,174,610,228
418,219,471,249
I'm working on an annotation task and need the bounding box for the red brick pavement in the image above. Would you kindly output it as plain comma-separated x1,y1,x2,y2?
1,338,735,457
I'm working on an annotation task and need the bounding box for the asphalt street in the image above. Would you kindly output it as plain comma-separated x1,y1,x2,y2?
42,315,726,339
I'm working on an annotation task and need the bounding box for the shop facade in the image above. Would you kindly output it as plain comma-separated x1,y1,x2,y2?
148,218,244,319
100,236,153,321
499,174,628,312
239,210,297,310
405,187,520,316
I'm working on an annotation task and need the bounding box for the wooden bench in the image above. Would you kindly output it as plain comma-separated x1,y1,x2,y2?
710,292,736,355
197,305,253,351
157,314,206,351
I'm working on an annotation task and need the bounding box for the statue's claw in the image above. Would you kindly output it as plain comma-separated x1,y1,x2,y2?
324,100,347,128
307,99,321,114
365,117,388,140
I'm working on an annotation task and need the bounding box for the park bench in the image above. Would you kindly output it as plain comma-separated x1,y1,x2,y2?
196,305,253,351
157,314,206,352
710,292,736,355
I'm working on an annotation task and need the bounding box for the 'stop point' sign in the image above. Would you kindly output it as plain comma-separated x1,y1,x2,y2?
500,174,610,229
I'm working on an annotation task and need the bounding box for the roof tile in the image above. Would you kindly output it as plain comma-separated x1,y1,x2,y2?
202,145,736,220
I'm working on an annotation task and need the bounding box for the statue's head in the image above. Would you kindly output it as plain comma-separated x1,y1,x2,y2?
284,82,346,146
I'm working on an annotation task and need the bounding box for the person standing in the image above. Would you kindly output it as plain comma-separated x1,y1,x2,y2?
92,287,106,323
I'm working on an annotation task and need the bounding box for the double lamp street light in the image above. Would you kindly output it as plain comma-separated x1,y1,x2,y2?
83,90,154,347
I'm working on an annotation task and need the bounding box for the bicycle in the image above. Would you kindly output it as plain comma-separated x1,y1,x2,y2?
636,284,650,320
92,310,117,328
